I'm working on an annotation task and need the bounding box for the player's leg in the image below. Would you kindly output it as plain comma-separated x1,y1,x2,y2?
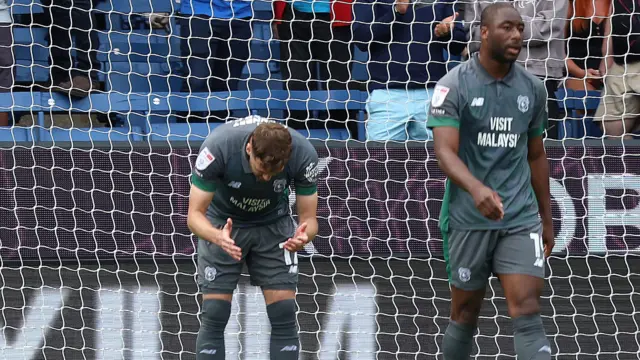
444,286,485,360
442,229,495,360
365,89,411,141
196,293,233,360
595,62,638,139
248,217,300,360
494,223,551,360
195,225,250,360
263,289,299,359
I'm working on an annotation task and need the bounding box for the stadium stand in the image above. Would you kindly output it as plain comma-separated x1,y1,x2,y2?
6,0,372,141
555,88,603,139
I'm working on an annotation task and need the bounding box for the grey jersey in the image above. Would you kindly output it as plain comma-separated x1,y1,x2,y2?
428,53,548,231
191,117,319,227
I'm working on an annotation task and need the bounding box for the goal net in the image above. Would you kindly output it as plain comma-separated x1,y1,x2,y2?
1,0,640,358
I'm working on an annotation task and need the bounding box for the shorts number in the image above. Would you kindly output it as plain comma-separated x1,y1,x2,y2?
529,233,544,268
280,243,299,274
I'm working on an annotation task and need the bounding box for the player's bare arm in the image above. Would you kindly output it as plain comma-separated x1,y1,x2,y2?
433,126,504,221
527,135,554,257
284,192,319,252
187,185,242,261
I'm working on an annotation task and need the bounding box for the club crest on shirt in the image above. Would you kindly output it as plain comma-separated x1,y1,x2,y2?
273,179,287,193
431,85,450,107
195,147,215,170
518,95,530,113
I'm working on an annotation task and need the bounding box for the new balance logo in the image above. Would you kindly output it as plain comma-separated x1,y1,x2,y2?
538,345,551,353
534,259,544,268
471,97,484,107
228,181,242,189
200,349,217,354
280,345,298,352
289,265,298,274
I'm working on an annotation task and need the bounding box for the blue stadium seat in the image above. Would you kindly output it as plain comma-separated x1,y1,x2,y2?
0,93,41,142
149,90,364,140
297,128,351,140
0,127,33,142
38,92,161,140
11,0,180,14
146,92,256,138
250,89,367,140
105,62,183,94
12,20,275,88
1,88,366,142
166,91,254,113
0,92,43,112
12,27,177,84
150,121,351,141
249,89,365,112
40,92,153,113
149,122,223,141
555,88,602,139
12,28,178,63
14,61,50,83
38,126,143,142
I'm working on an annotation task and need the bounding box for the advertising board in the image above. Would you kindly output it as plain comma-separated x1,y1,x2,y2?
1,258,636,359
1,143,640,260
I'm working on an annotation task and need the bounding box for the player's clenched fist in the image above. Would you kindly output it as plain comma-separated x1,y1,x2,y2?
216,218,242,261
471,186,504,221
283,222,309,252
435,12,458,38
394,0,409,15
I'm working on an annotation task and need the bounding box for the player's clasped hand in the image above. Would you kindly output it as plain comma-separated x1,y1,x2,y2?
217,218,242,261
472,186,504,221
435,12,458,38
284,222,309,252
394,0,410,15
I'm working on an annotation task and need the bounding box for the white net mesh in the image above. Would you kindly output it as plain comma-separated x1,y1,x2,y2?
1,0,640,358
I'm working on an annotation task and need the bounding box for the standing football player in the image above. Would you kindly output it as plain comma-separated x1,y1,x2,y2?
428,3,555,359
188,116,319,360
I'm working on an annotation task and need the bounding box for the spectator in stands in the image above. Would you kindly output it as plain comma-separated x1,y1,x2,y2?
564,0,610,92
594,0,640,138
273,0,355,134
0,0,12,126
178,0,252,121
466,0,568,139
42,0,101,97
353,0,466,142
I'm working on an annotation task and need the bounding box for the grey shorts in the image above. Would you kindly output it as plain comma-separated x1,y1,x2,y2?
197,216,298,294
0,24,13,93
444,222,545,291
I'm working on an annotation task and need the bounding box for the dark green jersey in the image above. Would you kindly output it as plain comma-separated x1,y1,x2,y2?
191,117,319,227
428,53,548,231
